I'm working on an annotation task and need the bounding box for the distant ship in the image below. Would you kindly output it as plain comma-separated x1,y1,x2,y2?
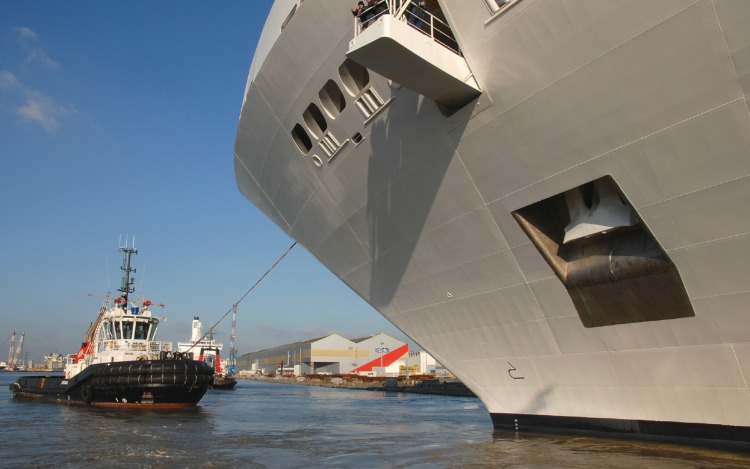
234,0,750,446
10,244,213,406
42,352,65,372
178,317,237,389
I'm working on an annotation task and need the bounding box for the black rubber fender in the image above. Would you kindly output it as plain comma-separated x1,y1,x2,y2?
89,372,213,387
81,385,93,403
91,360,213,378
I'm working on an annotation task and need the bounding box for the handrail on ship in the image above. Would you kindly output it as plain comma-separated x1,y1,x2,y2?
353,1,461,56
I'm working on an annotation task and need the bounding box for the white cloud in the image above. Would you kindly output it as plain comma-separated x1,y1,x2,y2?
0,70,20,89
1,28,71,132
14,26,38,43
25,49,59,69
0,69,74,133
13,26,59,69
17,94,72,133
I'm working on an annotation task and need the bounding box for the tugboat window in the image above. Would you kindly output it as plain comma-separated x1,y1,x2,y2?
115,321,122,339
135,322,148,340
122,321,133,340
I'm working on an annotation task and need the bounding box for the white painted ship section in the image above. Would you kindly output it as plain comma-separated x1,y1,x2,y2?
235,0,750,436
347,13,480,107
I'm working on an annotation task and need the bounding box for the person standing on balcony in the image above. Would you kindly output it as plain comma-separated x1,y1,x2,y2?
352,1,366,20
408,0,427,30
353,1,380,29
373,0,389,19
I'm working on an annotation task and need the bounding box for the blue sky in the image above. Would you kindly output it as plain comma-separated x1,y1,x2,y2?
0,1,409,364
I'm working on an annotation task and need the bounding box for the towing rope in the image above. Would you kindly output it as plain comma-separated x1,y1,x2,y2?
184,241,297,353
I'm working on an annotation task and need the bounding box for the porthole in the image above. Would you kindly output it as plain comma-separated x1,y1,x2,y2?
319,80,346,119
339,59,369,97
303,103,327,139
292,124,312,154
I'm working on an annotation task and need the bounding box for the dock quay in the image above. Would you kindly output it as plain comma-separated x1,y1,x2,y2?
239,374,477,398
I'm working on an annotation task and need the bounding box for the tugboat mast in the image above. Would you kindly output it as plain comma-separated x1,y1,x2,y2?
118,244,137,309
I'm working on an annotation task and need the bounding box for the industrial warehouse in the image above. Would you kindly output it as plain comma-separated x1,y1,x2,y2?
237,333,442,377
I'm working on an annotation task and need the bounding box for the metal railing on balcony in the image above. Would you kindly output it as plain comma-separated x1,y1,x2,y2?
353,1,461,56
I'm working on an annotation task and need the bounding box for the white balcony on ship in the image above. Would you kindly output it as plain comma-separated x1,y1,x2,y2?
347,1,481,108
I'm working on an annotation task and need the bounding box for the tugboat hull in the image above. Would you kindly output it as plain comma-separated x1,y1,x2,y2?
210,374,238,390
10,359,213,407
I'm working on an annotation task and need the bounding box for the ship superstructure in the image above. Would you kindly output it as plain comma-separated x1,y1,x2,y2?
178,317,237,389
235,0,750,446
177,317,224,370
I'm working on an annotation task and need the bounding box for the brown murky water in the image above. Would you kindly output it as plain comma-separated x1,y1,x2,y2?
2,373,748,468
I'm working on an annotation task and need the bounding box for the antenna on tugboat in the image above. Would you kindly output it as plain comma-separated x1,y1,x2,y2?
118,237,138,309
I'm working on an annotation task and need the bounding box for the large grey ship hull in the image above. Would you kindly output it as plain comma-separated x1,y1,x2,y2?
235,0,750,446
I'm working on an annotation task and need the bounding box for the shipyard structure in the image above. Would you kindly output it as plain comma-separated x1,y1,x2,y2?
237,333,409,376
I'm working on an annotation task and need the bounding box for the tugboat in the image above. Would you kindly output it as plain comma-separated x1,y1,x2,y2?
205,348,237,390
9,244,214,407
177,317,237,390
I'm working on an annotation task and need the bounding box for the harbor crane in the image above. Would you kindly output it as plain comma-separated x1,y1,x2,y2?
8,331,25,370
228,304,237,375
7,331,15,367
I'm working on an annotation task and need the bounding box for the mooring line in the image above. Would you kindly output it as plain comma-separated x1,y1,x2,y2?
184,241,297,353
